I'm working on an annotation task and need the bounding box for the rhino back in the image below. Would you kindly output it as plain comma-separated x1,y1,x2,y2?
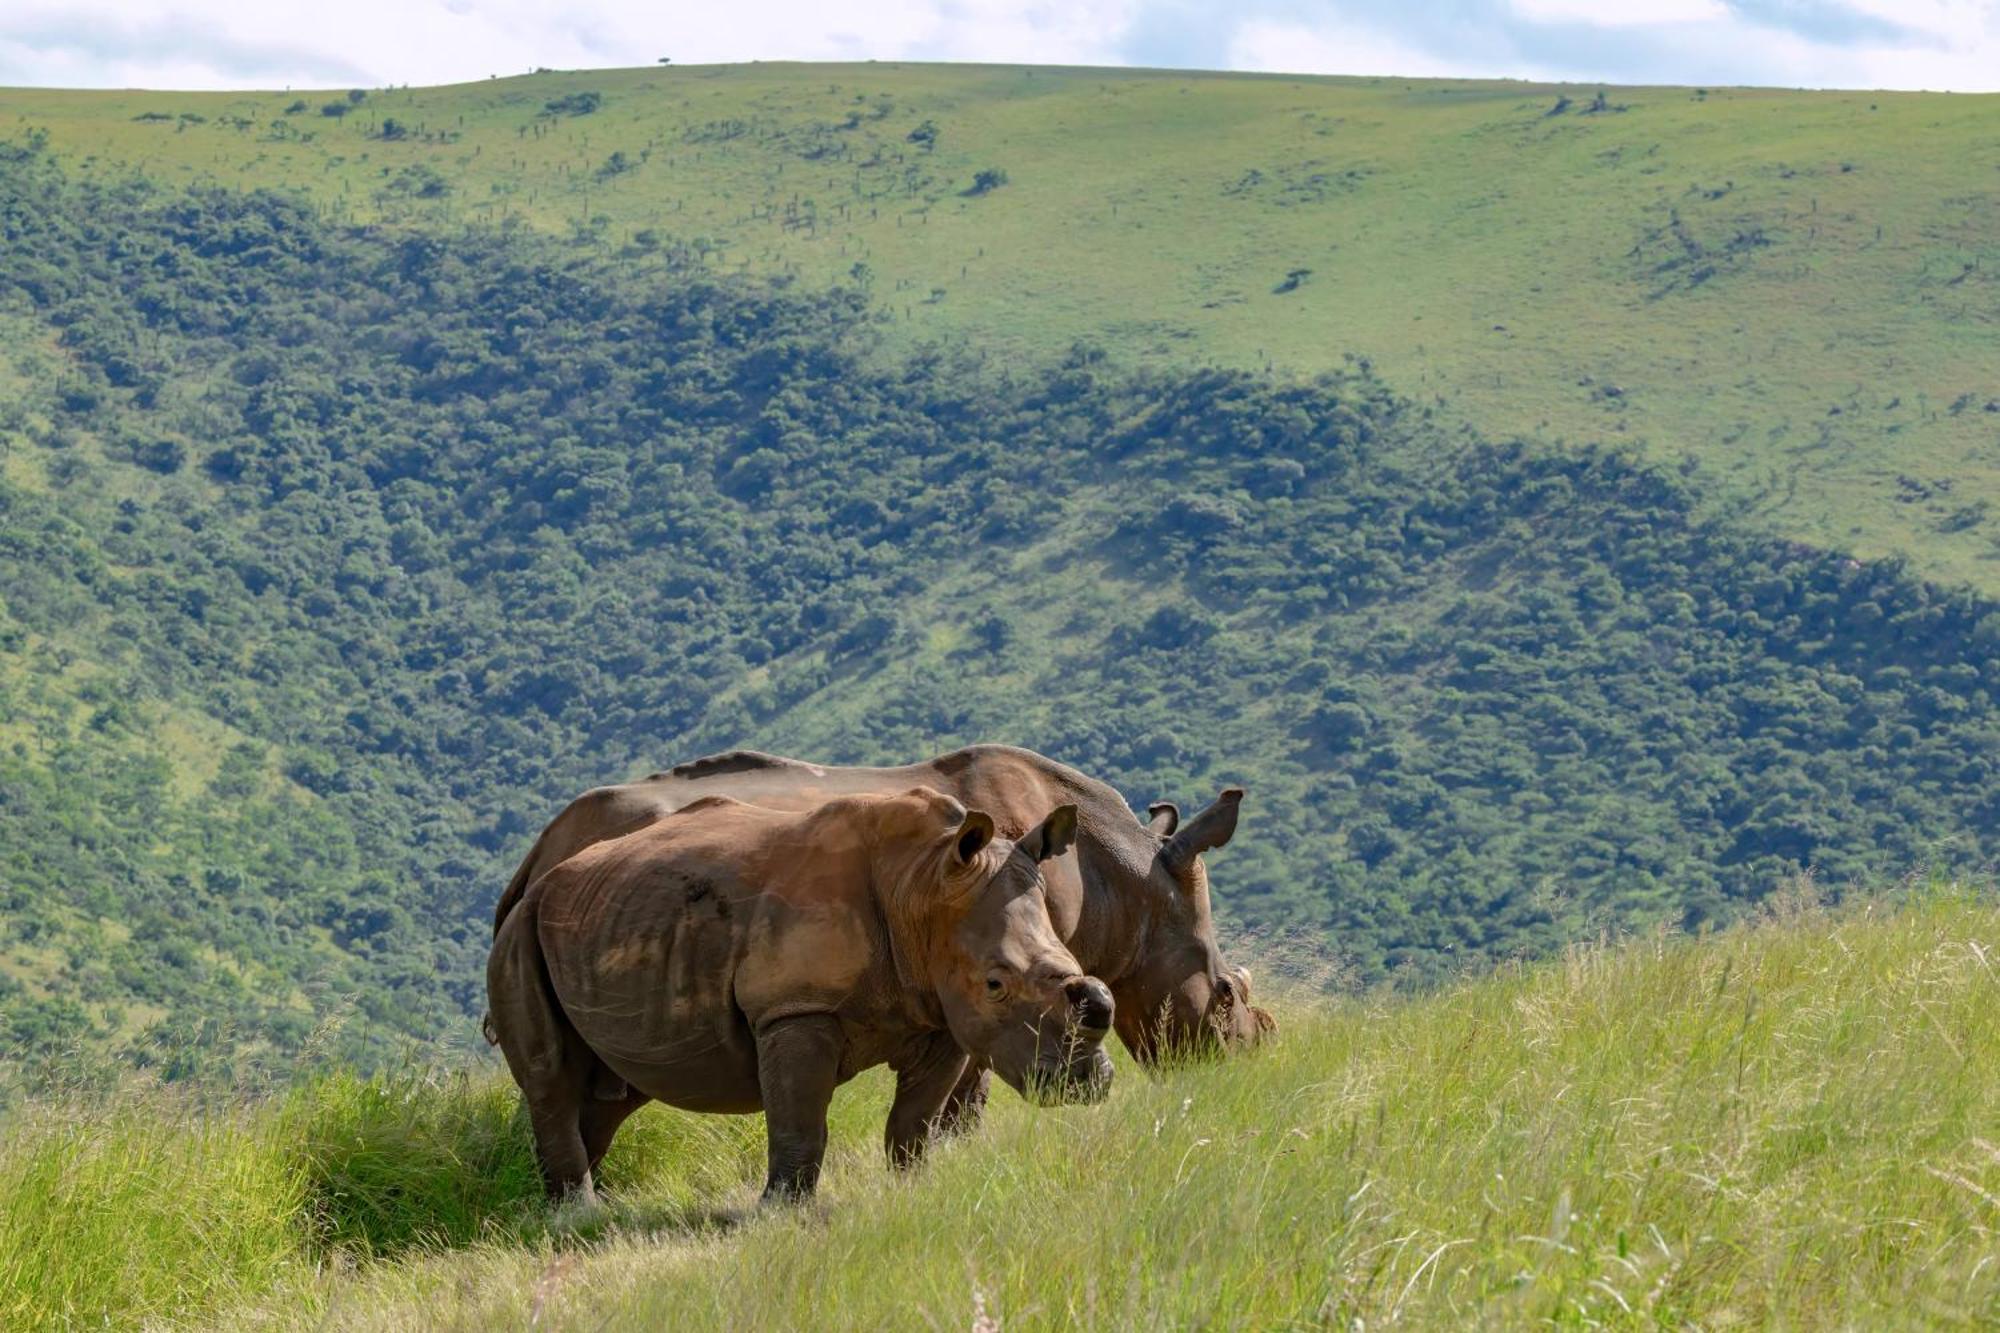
502,744,1150,969
641,746,1135,950
492,766,842,932
648,745,1087,833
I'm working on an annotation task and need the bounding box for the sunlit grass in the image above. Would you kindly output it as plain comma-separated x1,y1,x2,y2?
0,1091,303,1328
5,882,1999,1328
5,65,1995,587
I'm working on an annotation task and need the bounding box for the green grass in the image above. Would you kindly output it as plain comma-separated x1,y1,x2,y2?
5,63,1997,588
277,1064,772,1258
5,882,1999,1328
0,1058,798,1327
0,1088,304,1326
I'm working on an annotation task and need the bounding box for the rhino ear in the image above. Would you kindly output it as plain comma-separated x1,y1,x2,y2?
1145,801,1180,837
953,810,997,865
1164,787,1244,868
1019,804,1078,863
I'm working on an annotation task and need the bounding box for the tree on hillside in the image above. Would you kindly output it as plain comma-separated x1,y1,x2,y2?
965,167,1008,196
543,91,603,117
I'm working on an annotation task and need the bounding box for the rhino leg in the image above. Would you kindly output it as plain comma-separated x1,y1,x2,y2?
581,1086,653,1175
588,1064,631,1102
755,1014,844,1202
933,1059,993,1138
487,903,598,1206
885,1034,970,1168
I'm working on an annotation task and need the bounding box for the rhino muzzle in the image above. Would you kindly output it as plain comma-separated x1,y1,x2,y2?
1023,982,1116,1106
1065,976,1115,1034
1022,1047,1114,1105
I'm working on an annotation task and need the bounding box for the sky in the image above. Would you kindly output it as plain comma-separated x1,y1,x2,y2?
0,1,1996,93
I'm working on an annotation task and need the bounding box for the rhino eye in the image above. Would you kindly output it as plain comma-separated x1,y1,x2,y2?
985,975,1005,998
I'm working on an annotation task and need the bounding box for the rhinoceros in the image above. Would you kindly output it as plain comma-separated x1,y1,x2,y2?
486,785,1114,1204
495,747,1273,1089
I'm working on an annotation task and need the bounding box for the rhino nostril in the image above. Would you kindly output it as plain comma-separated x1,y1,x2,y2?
1064,977,1114,1031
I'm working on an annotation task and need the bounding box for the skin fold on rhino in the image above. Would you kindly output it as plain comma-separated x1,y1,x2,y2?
491,745,1275,1130
487,787,1114,1204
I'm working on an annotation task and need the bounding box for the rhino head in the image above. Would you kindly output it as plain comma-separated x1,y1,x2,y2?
1119,787,1277,1062
882,789,1114,1105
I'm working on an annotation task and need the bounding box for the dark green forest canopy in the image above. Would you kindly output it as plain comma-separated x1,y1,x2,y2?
1,143,1996,1087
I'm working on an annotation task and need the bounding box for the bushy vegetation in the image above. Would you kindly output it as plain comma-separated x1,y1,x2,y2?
1,143,1996,1083
8,64,1997,587
749,373,2000,968
5,887,1999,1328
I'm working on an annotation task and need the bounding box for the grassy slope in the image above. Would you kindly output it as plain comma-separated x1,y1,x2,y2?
5,888,1998,1328
5,64,1998,589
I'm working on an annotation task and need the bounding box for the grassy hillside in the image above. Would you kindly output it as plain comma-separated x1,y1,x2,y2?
1,143,1996,1083
5,64,1998,589
5,888,1998,1328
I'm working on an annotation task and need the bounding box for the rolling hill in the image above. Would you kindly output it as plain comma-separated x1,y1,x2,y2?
6,63,1999,589
0,65,1997,1087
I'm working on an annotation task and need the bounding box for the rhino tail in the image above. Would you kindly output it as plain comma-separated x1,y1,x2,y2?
486,896,578,1084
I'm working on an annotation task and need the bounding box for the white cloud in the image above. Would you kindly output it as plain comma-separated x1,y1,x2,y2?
1789,39,2000,90
0,0,1139,89
884,0,1144,65
0,0,1995,92
1227,17,1533,80
1842,0,1991,41
1825,0,2000,88
1231,1,2000,91
1511,0,1728,25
